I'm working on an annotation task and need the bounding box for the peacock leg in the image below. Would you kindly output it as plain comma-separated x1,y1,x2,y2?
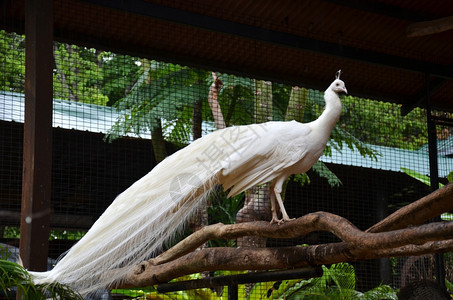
270,178,294,224
274,190,294,224
270,191,280,224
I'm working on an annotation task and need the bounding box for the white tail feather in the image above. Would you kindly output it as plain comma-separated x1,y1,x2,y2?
29,133,223,296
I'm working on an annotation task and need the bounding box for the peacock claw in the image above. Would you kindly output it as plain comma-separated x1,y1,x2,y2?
270,217,295,225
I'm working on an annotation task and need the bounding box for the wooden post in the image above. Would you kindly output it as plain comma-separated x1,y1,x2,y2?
426,73,446,287
19,0,53,271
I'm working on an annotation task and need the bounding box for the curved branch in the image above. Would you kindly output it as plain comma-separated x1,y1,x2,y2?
150,212,354,265
115,183,453,289
117,238,453,289
150,211,453,266
367,182,453,233
118,217,453,288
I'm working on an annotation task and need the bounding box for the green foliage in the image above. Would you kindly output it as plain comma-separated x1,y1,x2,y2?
447,171,453,183
340,96,428,150
445,279,453,294
276,263,397,300
273,83,292,121
0,245,12,260
401,167,444,188
209,191,244,226
105,63,211,144
329,126,379,161
208,189,245,247
0,30,140,106
0,258,82,300
97,52,141,106
311,161,342,187
0,30,428,153
292,173,311,186
218,74,256,126
304,91,379,162
2,226,86,241
53,43,109,105
0,30,25,93
2,226,20,239
112,264,397,300
112,273,232,299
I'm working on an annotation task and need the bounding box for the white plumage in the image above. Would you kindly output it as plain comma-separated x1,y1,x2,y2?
30,75,347,296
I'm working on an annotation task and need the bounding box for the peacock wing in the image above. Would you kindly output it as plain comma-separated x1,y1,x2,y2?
218,121,312,196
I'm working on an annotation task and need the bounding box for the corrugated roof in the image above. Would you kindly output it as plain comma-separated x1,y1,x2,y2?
0,91,215,140
0,91,139,136
321,143,453,178
2,91,452,178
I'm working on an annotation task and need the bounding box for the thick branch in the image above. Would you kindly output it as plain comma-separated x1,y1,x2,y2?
116,182,453,289
367,182,453,233
117,218,453,288
149,212,352,265
369,240,453,258
118,238,453,289
407,16,453,37
151,203,453,266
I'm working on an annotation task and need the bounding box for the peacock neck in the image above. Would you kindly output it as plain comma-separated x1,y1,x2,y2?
312,89,342,134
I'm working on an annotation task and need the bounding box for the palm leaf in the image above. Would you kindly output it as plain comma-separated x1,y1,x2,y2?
401,167,443,188
0,259,82,299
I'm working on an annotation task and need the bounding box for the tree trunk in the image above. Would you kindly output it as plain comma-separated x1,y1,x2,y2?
208,72,225,130
285,86,308,122
192,98,202,140
189,73,224,246
53,43,78,102
150,120,167,163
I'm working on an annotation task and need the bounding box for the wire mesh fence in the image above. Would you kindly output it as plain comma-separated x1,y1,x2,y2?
0,11,452,299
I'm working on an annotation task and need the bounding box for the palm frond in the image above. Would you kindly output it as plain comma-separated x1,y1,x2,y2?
0,260,82,300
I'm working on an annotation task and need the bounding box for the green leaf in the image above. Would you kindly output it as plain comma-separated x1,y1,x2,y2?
445,279,453,294
401,167,444,188
0,260,82,299
447,171,453,183
311,161,342,187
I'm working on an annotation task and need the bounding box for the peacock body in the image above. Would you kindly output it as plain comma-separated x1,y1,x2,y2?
30,76,347,296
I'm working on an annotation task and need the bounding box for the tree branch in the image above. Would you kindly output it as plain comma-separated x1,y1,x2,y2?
367,182,453,233
114,183,453,289
208,72,225,129
407,16,453,37
118,237,453,289
116,217,453,288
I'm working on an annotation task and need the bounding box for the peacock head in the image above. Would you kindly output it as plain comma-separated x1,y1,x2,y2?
331,79,347,95
330,70,347,94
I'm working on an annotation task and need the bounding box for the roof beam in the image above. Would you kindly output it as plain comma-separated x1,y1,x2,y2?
407,16,453,37
400,78,447,116
322,0,440,22
83,0,453,80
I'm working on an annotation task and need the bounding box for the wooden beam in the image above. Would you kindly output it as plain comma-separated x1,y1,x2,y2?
324,0,439,22
400,77,446,116
78,0,453,80
407,16,453,37
20,0,53,271
1,211,94,230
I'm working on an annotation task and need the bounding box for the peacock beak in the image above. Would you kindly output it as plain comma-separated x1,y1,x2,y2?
342,87,348,95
